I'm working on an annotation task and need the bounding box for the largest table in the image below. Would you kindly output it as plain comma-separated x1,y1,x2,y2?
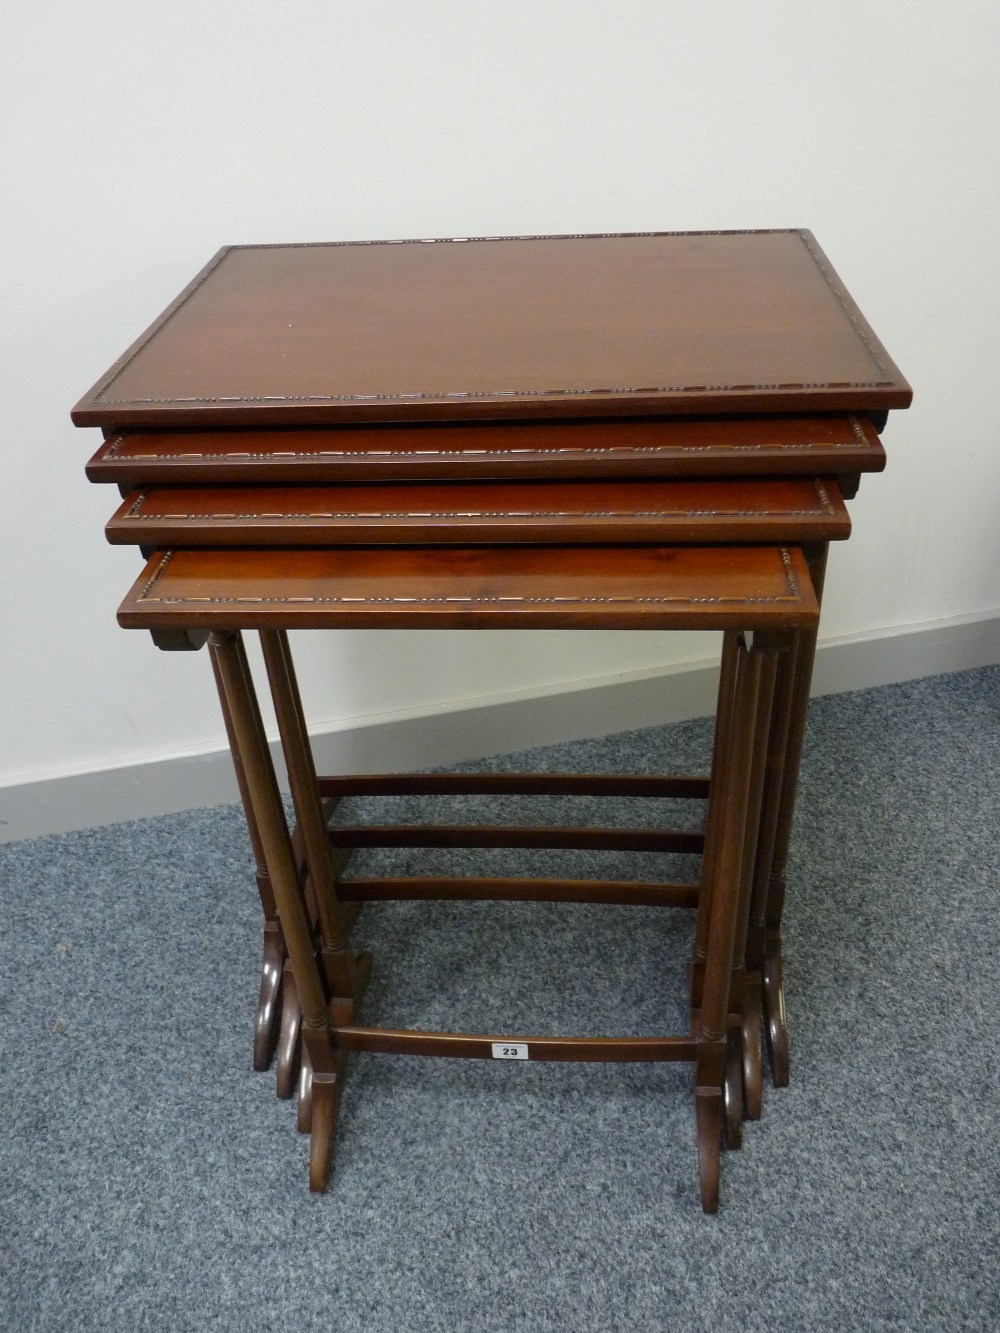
74,230,910,1207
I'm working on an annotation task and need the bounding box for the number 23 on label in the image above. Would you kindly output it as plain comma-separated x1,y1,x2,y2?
491,1043,529,1060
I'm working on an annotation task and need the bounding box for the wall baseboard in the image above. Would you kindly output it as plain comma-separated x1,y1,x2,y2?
3,614,997,844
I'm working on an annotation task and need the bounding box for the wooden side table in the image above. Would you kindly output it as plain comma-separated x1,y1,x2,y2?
74,230,910,1207
115,541,817,1210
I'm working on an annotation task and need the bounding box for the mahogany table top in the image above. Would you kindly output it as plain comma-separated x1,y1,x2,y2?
118,544,819,633
106,477,850,548
73,230,910,430
85,414,886,487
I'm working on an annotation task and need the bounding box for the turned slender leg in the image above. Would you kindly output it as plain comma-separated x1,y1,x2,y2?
747,634,798,1091
696,633,771,1146
731,652,778,1123
691,631,741,1017
209,633,287,1072
696,637,762,1212
259,631,370,999
259,630,372,1130
208,630,342,1190
758,544,828,1087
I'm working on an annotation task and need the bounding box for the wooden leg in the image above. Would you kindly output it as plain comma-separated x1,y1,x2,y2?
691,630,741,1015
761,621,817,1089
754,542,829,1088
209,632,288,1075
297,1046,313,1133
731,651,778,1122
747,634,798,1092
259,630,364,1003
275,962,301,1100
307,1069,341,1193
695,632,786,1208
764,927,791,1087
208,631,341,1191
723,1028,744,1150
695,638,760,1212
742,972,765,1120
253,922,285,1072
696,1088,723,1214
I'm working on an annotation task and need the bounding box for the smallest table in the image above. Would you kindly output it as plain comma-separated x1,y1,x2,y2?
118,540,818,1211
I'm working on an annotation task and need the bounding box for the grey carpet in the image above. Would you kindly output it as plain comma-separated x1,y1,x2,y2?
1,666,997,1331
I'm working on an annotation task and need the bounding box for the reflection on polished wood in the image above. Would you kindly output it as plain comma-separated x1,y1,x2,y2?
764,936,791,1087
724,1029,744,1150
296,1047,312,1134
275,965,301,1102
253,925,284,1073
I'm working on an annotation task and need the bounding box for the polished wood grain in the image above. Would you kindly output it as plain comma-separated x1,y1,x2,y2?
106,477,851,547
72,231,911,429
85,415,886,487
117,544,819,632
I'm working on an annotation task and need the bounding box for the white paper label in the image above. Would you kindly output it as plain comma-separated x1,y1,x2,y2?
491,1042,529,1060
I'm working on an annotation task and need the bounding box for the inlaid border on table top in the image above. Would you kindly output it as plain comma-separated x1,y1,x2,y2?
117,545,820,633
73,231,912,429
86,415,888,487
113,478,839,526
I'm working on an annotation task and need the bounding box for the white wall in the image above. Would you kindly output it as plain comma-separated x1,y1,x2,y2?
2,1,998,792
